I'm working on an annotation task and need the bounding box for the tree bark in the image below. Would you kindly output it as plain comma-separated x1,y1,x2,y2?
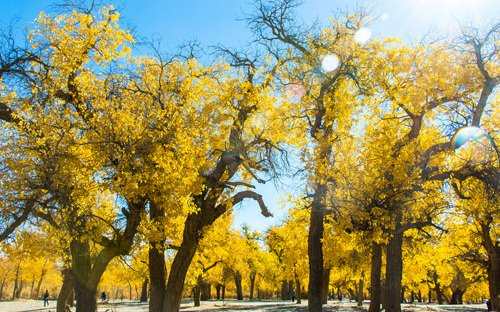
140,278,148,302
234,271,243,300
295,273,302,304
249,272,256,300
483,226,500,312
34,262,48,299
200,280,211,301
369,243,382,312
12,264,20,300
149,201,166,312
193,285,201,307
0,277,5,300
163,227,198,312
57,269,74,312
322,267,330,304
308,183,326,312
216,284,221,300
385,213,403,312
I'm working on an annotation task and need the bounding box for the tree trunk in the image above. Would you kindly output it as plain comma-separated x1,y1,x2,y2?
149,201,166,312
140,278,148,302
68,288,74,307
16,279,24,298
234,271,243,300
385,214,403,312
57,269,74,312
322,267,330,304
35,264,48,299
0,277,5,300
357,271,365,307
249,272,256,300
222,284,226,300
200,280,210,301
487,248,500,311
193,285,201,307
74,282,96,312
29,276,35,299
216,284,221,300
369,243,382,312
308,183,326,312
163,232,198,312
295,273,302,304
128,282,132,300
450,289,464,304
12,264,20,300
401,286,405,303
71,241,98,312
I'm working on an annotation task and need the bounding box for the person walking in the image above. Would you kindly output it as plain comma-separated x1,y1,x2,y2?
43,290,49,307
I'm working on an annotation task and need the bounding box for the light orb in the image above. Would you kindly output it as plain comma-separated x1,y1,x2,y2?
321,54,340,73
354,27,372,44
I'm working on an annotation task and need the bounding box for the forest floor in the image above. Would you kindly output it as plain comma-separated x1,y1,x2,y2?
0,299,488,312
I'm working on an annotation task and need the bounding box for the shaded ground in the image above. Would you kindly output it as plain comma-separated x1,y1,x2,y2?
0,299,488,312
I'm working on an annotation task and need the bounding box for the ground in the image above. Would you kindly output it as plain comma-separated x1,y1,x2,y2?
0,299,488,312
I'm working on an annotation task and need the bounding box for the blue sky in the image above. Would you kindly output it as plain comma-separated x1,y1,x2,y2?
1,0,498,232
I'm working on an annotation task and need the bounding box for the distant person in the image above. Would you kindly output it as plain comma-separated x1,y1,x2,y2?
43,290,49,307
486,299,491,311
101,291,107,302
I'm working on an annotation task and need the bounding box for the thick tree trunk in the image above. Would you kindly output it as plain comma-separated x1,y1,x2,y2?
149,202,166,312
450,289,464,304
308,183,326,312
487,248,500,311
71,241,98,312
249,272,256,300
140,278,148,302
74,282,96,312
234,271,243,300
369,243,382,312
57,269,74,312
68,288,74,307
163,233,198,312
322,267,330,304
385,214,403,312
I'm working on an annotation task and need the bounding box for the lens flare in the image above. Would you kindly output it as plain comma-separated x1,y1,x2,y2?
354,27,372,44
452,126,486,149
321,54,340,73
451,126,496,165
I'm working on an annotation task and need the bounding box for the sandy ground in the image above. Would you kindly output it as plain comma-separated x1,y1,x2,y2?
0,299,488,312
